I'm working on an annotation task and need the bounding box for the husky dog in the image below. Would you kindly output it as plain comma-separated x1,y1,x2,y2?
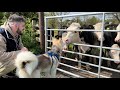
15,37,66,78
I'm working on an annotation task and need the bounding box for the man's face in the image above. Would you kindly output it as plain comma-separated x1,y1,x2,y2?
16,22,25,35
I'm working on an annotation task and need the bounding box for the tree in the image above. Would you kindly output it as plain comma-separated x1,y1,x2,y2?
21,18,42,54
86,16,100,25
62,19,71,27
45,12,58,29
47,18,58,29
105,13,119,24
38,12,45,53
46,12,69,28
0,12,5,25
112,13,120,23
74,16,84,26
0,12,42,54
55,12,69,28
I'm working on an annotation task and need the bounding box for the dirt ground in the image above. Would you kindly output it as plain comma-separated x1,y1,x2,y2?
56,64,120,78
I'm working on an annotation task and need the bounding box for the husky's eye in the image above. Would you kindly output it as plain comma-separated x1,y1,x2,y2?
81,38,84,41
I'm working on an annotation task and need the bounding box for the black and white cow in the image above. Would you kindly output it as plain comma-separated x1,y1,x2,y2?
115,24,120,43
79,24,99,65
93,22,120,67
63,22,119,67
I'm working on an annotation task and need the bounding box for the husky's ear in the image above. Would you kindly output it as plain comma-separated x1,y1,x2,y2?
54,35,59,39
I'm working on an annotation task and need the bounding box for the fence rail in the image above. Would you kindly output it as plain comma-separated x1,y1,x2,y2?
45,12,120,78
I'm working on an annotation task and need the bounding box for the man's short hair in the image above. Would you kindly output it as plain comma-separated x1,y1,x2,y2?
8,14,25,23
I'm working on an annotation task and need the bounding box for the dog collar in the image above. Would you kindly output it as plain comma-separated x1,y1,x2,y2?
47,51,59,60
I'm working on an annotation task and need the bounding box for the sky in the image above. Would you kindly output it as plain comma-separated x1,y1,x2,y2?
62,12,103,21
45,12,114,21
69,12,91,14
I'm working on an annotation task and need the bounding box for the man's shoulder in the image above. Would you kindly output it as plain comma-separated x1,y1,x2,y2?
0,28,7,41
0,28,5,33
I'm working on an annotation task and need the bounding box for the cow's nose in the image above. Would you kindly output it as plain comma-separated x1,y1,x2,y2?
111,51,115,54
99,37,105,41
66,39,68,42
114,61,120,64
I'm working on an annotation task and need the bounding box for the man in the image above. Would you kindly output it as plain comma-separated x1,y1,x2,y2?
0,14,28,77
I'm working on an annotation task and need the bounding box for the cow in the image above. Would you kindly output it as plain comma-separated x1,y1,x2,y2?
109,44,120,70
63,22,118,68
115,24,120,43
93,22,118,67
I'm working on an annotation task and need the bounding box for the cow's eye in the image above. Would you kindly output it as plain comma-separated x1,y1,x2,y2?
81,38,84,41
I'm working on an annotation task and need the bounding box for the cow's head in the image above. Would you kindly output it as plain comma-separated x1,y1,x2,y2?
93,22,105,42
110,44,120,64
63,22,81,44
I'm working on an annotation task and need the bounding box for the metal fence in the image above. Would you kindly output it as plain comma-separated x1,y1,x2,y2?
44,12,120,78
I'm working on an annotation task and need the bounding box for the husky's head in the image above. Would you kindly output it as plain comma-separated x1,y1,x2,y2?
15,51,38,78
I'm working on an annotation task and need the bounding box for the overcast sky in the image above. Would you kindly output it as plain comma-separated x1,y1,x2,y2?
69,12,91,14
62,12,103,21
45,12,114,21
69,12,102,14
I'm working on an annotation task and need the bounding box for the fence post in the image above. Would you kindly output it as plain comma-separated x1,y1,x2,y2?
97,12,105,78
38,12,45,53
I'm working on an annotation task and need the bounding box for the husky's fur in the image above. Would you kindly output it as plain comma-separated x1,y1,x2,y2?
15,37,65,78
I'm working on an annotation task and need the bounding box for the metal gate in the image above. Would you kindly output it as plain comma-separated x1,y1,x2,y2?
44,12,120,78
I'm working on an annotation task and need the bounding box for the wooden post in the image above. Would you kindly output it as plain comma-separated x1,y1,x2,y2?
38,12,45,53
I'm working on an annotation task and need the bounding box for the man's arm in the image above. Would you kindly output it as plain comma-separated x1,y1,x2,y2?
0,34,21,63
0,34,28,64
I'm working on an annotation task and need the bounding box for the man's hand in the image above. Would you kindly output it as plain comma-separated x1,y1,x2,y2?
21,47,28,51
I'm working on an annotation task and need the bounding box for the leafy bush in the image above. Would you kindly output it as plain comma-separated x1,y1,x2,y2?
0,12,41,55
21,18,42,55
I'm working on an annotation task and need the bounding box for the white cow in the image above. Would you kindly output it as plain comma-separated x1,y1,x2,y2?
62,22,91,69
110,44,120,64
115,24,120,43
